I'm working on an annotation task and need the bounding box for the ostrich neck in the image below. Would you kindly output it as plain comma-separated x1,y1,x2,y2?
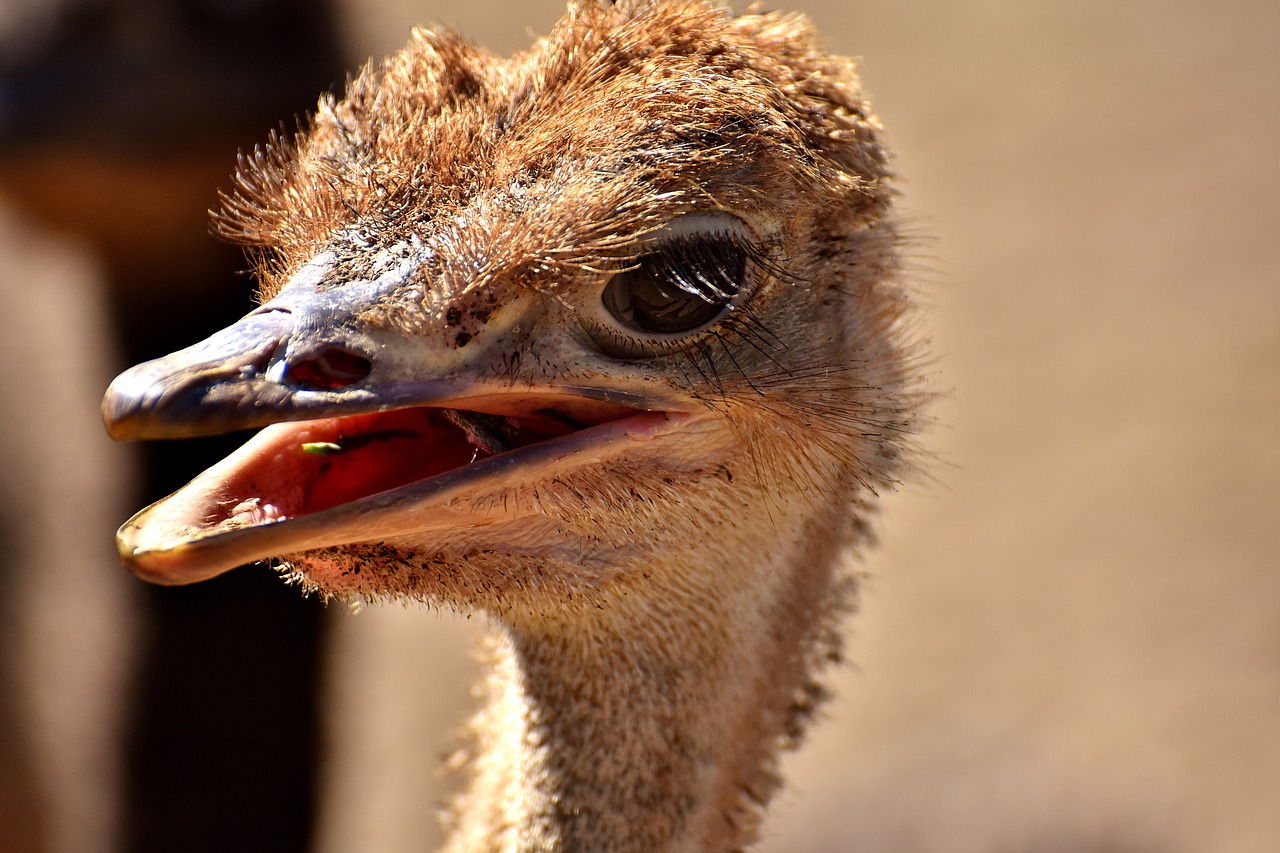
445,497,859,852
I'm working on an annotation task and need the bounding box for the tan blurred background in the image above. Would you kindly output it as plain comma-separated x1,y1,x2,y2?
1,0,1276,851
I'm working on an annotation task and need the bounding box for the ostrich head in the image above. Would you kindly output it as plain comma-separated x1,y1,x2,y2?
104,0,915,628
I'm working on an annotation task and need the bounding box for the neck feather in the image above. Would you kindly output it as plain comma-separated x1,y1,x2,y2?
444,495,864,852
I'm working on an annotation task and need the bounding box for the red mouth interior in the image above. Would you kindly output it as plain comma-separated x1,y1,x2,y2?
211,401,633,531
298,406,583,515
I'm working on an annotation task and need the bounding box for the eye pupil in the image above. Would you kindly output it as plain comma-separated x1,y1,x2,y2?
604,271,725,333
602,237,745,336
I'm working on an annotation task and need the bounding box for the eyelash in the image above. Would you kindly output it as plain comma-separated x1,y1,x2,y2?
592,233,758,356
643,232,749,304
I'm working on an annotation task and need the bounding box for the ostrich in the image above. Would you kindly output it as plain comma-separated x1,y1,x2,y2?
102,0,921,849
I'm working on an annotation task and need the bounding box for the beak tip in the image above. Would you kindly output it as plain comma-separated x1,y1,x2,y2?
102,363,159,440
100,308,300,441
116,530,236,587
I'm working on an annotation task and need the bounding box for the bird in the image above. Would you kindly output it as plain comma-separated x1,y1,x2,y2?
102,0,923,849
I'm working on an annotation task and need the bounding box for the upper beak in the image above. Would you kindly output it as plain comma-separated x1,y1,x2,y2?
104,308,305,440
103,296,487,442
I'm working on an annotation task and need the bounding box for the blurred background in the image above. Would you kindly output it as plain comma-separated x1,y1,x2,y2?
0,0,1275,851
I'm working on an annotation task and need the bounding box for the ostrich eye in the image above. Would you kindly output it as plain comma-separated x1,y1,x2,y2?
601,233,747,335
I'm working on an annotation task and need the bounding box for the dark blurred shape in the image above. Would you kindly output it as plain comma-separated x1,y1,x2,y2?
0,0,335,146
127,570,323,853
0,2,344,851
0,0,344,289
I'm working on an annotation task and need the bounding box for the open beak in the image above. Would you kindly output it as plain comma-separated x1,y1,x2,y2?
103,275,689,586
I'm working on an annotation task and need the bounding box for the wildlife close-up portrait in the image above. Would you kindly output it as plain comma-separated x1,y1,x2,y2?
0,1,1275,852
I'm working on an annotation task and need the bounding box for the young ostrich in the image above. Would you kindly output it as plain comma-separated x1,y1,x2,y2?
103,1,920,849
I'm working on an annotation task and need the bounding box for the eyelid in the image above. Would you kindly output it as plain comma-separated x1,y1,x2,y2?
657,211,755,240
635,211,756,253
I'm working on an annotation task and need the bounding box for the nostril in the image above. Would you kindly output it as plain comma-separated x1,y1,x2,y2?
285,347,373,390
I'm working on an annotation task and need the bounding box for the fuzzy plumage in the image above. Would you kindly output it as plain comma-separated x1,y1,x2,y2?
217,0,891,298
103,1,923,849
